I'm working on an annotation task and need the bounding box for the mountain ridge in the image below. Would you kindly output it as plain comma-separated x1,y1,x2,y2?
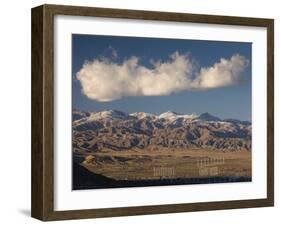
73,109,250,124
73,109,251,152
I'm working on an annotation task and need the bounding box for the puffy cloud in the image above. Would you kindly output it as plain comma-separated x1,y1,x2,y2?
76,52,249,102
192,54,249,89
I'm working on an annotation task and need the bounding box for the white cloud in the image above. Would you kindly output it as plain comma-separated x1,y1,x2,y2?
192,54,249,89
76,52,249,102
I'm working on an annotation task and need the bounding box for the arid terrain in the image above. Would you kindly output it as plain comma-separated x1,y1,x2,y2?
80,149,251,180
72,110,252,189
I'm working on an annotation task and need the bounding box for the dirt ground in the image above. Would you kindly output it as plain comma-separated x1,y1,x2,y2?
81,148,251,181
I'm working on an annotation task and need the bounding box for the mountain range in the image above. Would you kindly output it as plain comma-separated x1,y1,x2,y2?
72,110,251,152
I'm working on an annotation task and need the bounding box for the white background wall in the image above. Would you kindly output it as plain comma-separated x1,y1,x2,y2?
0,0,279,225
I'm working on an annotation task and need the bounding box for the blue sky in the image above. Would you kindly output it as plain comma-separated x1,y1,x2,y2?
72,34,252,121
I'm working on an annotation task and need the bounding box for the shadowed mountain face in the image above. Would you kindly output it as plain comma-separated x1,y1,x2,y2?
72,110,251,152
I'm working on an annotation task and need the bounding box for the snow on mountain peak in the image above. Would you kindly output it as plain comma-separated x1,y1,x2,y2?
130,112,155,119
189,113,199,118
73,110,249,128
89,110,129,120
159,111,179,119
159,111,200,121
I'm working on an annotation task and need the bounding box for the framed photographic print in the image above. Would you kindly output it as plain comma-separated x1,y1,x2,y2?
31,4,274,221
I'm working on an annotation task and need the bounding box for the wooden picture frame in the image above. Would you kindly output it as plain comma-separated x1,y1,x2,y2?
31,4,274,221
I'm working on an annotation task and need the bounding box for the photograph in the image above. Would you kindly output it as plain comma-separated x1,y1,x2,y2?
72,34,252,190
30,4,274,221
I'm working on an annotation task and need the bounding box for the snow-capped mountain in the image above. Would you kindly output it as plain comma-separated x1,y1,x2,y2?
73,110,248,125
72,110,251,152
88,110,129,120
129,112,156,119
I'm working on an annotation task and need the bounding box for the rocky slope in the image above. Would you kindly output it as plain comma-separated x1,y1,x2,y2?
72,110,251,152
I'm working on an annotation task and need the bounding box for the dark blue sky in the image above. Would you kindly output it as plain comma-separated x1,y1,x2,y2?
72,34,252,121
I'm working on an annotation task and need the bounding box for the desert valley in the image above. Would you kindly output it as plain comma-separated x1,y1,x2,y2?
72,109,251,189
